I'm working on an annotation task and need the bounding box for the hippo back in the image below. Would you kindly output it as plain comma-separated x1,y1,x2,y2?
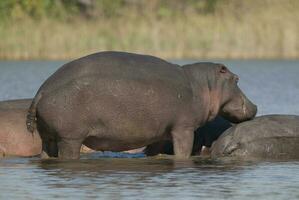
211,115,299,160
0,99,32,110
38,51,188,95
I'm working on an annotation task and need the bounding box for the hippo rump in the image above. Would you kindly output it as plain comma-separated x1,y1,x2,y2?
26,51,257,159
0,99,42,157
211,115,299,160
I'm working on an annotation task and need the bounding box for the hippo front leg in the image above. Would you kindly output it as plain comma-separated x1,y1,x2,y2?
172,127,194,159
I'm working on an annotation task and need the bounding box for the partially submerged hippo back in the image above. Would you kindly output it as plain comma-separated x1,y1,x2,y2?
0,99,32,110
0,99,42,157
0,99,94,158
211,115,299,160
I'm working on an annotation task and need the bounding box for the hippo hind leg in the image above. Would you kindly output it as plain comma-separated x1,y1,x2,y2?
41,131,84,159
41,139,58,158
57,138,83,159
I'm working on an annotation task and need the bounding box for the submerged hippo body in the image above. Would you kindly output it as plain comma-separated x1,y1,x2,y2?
27,51,257,159
211,115,299,160
0,99,42,157
0,99,32,110
0,99,95,157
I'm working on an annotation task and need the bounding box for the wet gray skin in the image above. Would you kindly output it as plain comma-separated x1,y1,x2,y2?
211,115,299,160
26,51,257,159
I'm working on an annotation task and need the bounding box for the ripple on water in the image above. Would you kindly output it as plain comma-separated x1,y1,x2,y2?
1,156,299,199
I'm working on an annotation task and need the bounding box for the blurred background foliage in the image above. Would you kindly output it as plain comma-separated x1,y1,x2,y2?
0,0,219,20
0,0,298,60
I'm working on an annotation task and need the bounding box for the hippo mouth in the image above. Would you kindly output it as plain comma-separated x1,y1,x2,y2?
220,95,257,123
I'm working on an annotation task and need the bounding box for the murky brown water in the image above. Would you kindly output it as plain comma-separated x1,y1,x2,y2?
0,60,299,199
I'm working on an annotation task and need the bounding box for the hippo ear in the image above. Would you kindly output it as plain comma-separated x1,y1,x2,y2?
219,66,227,73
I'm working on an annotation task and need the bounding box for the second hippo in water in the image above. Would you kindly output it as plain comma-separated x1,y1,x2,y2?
0,99,95,157
0,99,42,157
211,115,299,160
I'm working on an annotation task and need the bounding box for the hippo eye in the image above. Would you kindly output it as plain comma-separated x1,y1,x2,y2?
220,66,227,73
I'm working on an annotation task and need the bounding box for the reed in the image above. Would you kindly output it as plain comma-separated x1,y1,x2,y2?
0,0,298,60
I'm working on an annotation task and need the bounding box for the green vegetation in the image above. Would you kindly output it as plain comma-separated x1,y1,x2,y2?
0,0,298,60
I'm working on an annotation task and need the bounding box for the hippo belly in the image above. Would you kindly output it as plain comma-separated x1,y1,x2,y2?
83,136,156,152
211,115,299,160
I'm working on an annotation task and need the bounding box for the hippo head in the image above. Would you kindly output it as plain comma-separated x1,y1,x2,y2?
215,65,257,123
183,62,257,123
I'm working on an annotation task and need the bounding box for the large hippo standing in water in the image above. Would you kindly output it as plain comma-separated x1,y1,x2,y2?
211,115,299,160
27,51,257,159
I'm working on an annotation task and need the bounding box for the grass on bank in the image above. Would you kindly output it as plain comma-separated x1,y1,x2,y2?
0,0,299,60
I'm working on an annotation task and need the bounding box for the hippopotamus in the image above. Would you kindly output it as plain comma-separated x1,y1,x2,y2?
26,51,257,159
211,115,299,160
0,99,95,157
0,99,32,110
144,116,232,156
0,99,42,157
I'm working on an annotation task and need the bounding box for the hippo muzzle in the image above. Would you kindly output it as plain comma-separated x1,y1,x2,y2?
220,88,257,123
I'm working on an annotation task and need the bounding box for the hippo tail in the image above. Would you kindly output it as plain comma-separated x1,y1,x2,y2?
26,92,42,133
